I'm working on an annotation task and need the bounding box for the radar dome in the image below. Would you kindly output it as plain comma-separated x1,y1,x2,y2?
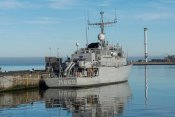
98,33,105,41
76,42,79,46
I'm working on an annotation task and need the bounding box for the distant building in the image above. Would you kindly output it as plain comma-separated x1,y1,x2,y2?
165,55,175,63
150,59,166,62
136,55,175,63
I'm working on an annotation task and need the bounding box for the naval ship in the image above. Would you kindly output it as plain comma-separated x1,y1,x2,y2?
43,11,132,88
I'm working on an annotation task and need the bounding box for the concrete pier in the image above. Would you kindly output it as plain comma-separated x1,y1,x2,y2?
0,70,49,92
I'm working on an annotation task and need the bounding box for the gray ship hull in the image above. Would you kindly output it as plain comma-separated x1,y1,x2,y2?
44,65,132,88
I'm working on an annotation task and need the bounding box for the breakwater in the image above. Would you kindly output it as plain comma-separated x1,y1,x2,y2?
0,70,49,92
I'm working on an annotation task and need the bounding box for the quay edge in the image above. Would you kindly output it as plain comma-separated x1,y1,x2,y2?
0,70,49,92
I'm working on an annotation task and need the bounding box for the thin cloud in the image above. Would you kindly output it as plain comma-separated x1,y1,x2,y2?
23,17,60,25
48,0,78,9
97,1,111,7
0,0,41,9
136,12,175,21
0,18,19,25
0,0,27,9
162,0,175,3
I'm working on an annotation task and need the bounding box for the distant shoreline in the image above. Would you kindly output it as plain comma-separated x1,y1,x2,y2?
132,62,175,65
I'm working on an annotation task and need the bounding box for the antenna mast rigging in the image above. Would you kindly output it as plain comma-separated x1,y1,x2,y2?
88,11,117,48
88,11,117,34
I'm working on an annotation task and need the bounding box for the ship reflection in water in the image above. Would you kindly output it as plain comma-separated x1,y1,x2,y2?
44,83,132,117
0,83,131,117
0,90,40,109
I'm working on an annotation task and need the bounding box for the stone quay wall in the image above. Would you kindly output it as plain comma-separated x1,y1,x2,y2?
0,71,49,92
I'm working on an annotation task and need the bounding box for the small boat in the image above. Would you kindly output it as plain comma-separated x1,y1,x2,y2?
43,11,132,88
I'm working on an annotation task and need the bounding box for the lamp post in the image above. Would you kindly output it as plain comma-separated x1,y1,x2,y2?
144,28,148,62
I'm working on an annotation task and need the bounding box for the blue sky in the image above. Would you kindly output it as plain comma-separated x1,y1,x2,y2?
0,0,175,57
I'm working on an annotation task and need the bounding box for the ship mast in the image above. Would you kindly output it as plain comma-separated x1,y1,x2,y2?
88,11,117,34
100,11,104,34
88,11,117,46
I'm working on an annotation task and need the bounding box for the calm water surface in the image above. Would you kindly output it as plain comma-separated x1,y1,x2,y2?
1,63,175,116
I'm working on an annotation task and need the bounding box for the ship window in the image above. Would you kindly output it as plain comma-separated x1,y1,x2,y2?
88,42,99,48
79,56,83,58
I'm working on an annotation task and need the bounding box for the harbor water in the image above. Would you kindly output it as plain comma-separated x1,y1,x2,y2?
0,58,175,117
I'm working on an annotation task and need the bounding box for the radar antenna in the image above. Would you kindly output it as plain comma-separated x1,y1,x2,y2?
88,11,117,34
88,11,117,47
